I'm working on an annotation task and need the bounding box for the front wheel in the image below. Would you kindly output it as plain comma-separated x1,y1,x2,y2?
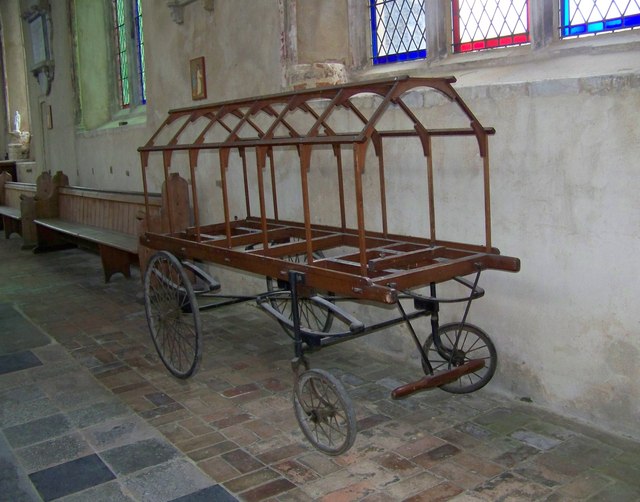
144,251,202,379
422,322,497,394
293,369,356,455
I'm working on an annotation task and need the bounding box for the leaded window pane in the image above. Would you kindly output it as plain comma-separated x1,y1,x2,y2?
452,0,530,52
134,0,146,104
561,0,640,37
370,0,427,64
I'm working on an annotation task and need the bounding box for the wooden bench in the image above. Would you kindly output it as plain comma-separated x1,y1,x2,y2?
0,171,37,248
34,184,162,282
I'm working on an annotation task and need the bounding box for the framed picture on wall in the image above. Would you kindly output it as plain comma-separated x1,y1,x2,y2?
190,57,207,101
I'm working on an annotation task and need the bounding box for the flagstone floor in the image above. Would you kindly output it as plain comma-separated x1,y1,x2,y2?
0,236,639,501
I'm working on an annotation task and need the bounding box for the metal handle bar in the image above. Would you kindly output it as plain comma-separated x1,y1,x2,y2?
256,292,364,338
401,276,485,305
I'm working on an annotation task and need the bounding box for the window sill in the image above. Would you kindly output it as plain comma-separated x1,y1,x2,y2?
353,30,640,86
76,107,147,137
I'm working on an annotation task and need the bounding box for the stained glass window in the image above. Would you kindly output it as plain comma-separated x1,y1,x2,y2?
560,0,640,37
452,0,530,53
134,0,146,104
370,0,427,65
112,0,146,109
113,0,129,108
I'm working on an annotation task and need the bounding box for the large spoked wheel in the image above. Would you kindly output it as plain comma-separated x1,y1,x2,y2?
266,250,333,336
422,322,497,394
144,251,202,379
293,369,356,456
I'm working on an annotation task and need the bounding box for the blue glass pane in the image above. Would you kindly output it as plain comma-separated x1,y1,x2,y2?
561,0,640,37
370,0,427,65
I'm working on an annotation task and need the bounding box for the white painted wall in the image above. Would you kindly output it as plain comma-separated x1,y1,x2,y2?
19,0,640,440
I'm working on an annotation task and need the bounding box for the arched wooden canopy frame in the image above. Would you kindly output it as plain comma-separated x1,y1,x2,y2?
138,76,519,303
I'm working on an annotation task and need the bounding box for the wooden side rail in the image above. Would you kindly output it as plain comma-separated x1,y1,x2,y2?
34,183,162,282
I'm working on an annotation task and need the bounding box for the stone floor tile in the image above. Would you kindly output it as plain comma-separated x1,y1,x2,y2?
372,450,421,477
272,458,320,484
169,484,238,502
256,443,309,465
297,451,342,476
510,429,564,451
122,458,215,502
67,396,130,426
316,480,376,502
3,412,72,448
175,430,226,452
273,487,316,501
404,481,465,502
82,415,159,451
187,440,238,462
472,471,551,501
430,460,487,490
359,492,398,502
472,408,537,435
221,448,265,474
0,431,43,502
393,434,448,459
16,432,93,473
515,457,581,488
554,471,613,499
586,480,640,501
448,493,490,502
158,421,195,444
596,452,640,487
413,443,462,468
0,396,60,428
383,471,442,500
240,477,297,502
450,452,504,479
100,437,180,475
29,454,116,501
179,416,215,436
437,427,484,450
197,455,241,482
0,350,43,375
56,480,135,502
223,467,281,493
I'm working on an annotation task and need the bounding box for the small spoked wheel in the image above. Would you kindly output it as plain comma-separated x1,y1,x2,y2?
266,250,333,336
422,322,497,394
293,369,356,456
144,251,202,379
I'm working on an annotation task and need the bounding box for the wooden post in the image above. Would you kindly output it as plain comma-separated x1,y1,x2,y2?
354,143,368,276
299,145,314,264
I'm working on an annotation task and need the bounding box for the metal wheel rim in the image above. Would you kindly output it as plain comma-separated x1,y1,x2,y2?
293,369,356,455
144,251,202,378
422,322,497,394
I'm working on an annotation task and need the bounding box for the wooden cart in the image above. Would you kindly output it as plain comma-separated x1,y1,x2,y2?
138,76,520,455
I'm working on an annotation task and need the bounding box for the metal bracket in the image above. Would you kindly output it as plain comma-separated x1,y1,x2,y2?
167,0,214,24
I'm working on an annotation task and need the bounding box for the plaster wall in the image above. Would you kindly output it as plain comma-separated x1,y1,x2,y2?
21,0,640,440
70,0,282,191
355,72,640,440
296,0,348,64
